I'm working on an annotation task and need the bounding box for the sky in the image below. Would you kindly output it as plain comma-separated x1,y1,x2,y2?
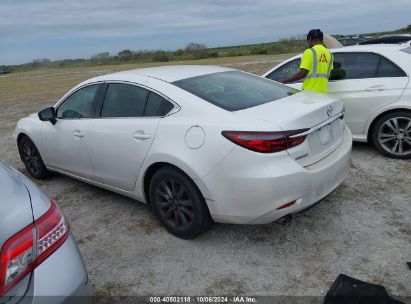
0,0,410,65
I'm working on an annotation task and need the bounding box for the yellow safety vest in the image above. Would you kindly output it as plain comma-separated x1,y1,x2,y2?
300,44,333,93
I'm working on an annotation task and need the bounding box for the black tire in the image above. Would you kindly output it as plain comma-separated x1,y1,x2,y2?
149,166,210,239
371,111,411,159
18,136,50,179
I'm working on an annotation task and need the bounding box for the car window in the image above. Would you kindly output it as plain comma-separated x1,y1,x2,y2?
266,59,300,82
377,56,406,77
57,85,98,119
144,92,174,117
330,52,406,81
174,71,296,111
101,83,148,117
331,53,379,80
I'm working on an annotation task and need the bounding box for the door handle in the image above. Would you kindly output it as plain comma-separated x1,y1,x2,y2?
133,131,152,140
366,85,385,91
73,130,85,138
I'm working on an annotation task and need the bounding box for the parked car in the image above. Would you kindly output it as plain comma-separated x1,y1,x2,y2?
264,44,411,158
358,34,411,45
0,161,90,303
337,37,370,46
15,65,351,239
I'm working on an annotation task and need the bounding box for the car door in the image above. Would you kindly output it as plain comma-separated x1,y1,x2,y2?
87,82,174,191
41,84,100,178
328,52,408,134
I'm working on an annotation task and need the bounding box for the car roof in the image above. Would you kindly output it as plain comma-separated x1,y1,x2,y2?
330,43,407,53
281,43,409,58
96,65,235,83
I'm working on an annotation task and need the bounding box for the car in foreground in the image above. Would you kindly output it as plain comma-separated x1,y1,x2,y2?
264,44,411,159
0,162,90,303
14,65,351,239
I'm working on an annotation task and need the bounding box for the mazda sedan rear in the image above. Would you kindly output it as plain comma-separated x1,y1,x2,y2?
15,65,352,239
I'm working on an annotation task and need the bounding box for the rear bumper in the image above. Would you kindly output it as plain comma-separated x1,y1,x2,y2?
19,234,91,304
203,126,352,224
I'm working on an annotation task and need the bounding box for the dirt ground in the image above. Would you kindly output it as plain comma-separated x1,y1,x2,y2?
0,55,410,299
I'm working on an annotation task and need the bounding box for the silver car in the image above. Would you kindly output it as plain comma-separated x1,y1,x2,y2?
0,162,91,304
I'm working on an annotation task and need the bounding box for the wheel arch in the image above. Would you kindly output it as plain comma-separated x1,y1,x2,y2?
142,162,209,209
15,116,44,156
16,132,29,145
16,132,31,160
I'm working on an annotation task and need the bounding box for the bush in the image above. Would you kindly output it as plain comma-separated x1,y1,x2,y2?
251,47,268,55
220,50,242,57
191,50,218,60
185,42,207,53
117,50,133,61
174,49,184,56
91,52,111,60
152,51,169,62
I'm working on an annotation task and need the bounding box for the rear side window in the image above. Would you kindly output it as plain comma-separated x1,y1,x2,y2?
145,92,174,116
173,71,295,111
332,53,379,80
101,83,148,117
266,59,300,82
57,85,98,118
377,56,406,77
331,52,406,80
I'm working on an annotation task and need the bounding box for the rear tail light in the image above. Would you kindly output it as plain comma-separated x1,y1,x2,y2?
35,202,69,265
222,129,308,153
0,200,69,296
0,225,35,292
276,200,296,210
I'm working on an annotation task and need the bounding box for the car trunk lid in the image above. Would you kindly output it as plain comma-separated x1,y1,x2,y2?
234,91,345,166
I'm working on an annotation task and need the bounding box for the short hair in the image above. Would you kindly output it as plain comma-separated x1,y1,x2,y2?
307,29,324,42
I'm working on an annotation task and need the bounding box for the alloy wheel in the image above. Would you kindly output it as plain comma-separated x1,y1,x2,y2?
21,140,42,176
154,179,194,231
378,117,411,156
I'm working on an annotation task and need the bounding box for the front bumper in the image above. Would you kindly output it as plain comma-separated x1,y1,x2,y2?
202,126,352,224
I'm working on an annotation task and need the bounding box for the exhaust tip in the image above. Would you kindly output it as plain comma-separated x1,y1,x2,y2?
281,214,293,224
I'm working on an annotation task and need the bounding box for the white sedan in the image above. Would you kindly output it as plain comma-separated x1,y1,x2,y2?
264,43,411,158
15,65,351,239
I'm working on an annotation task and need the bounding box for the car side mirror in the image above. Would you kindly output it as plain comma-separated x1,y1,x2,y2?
38,107,57,125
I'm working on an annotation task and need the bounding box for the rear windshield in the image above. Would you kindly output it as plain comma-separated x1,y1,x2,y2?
173,71,296,111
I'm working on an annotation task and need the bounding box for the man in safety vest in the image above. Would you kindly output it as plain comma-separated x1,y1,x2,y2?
279,29,333,93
